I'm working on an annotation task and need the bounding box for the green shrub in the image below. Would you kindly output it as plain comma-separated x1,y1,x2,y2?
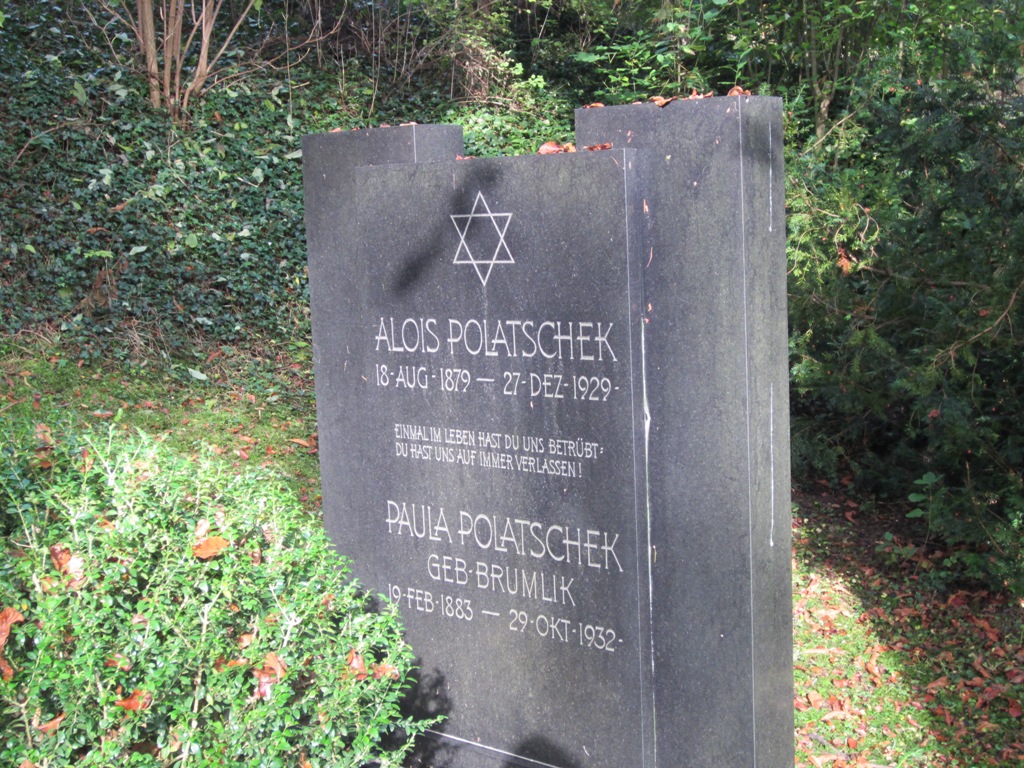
787,63,1024,593
0,421,435,767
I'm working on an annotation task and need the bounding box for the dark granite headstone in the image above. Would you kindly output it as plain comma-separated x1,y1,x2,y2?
303,99,791,768
577,98,793,768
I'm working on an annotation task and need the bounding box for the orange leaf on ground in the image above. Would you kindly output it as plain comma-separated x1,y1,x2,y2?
37,713,66,735
192,536,230,560
115,689,153,711
927,675,949,691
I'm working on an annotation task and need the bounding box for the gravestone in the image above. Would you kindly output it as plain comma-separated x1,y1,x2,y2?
303,97,791,768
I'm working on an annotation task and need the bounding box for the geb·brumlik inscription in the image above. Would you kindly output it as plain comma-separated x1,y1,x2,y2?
383,498,627,652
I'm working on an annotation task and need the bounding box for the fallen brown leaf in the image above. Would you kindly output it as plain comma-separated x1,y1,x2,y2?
105,653,133,671
0,606,26,681
346,649,368,680
49,544,87,589
371,661,400,680
115,689,153,711
37,713,66,735
253,652,287,700
192,536,230,560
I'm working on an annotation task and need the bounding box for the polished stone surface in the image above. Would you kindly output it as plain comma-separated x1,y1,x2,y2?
304,100,791,768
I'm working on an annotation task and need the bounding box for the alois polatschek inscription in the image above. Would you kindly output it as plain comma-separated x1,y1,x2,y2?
313,152,653,767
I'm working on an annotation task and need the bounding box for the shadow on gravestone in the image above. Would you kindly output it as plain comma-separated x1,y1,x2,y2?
395,667,456,768
499,737,582,768
389,164,502,296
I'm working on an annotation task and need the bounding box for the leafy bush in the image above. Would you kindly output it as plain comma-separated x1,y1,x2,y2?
787,56,1024,592
0,421,435,767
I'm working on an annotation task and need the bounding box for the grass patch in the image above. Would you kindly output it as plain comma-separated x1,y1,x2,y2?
0,335,321,509
794,488,1024,766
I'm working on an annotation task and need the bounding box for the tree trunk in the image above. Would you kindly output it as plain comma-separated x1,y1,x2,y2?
136,0,161,108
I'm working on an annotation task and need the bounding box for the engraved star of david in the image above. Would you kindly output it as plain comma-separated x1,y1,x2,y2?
450,191,514,287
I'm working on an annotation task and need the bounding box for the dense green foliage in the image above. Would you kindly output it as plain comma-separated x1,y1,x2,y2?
0,418,432,766
1,0,1023,596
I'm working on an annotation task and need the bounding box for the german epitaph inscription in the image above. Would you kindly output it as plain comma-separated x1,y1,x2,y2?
304,99,792,768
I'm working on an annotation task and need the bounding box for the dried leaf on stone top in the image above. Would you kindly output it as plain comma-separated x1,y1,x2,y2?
192,536,230,560
649,95,675,107
727,85,752,96
537,141,565,155
115,689,153,711
583,102,604,108
584,143,613,151
37,712,66,735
